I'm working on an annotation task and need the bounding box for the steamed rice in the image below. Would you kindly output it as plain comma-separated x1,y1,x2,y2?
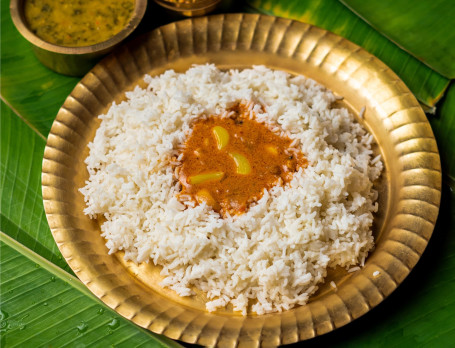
80,65,383,315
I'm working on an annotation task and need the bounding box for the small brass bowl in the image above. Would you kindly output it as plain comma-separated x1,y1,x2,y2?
10,0,147,76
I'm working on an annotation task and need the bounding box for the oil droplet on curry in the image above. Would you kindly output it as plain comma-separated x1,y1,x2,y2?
24,0,135,47
176,103,308,216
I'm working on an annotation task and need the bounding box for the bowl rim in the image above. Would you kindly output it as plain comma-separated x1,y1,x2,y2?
10,0,147,55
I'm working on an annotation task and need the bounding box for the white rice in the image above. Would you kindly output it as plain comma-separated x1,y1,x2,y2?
80,65,383,315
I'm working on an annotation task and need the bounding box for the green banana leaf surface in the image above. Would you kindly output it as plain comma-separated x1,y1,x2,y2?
1,101,70,271
0,232,181,348
340,0,455,78
430,82,455,187
246,0,450,107
1,0,455,346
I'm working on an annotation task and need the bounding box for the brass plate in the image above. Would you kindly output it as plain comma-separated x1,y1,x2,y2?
42,14,442,347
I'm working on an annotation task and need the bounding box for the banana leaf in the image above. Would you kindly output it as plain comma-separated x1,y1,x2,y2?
0,232,181,348
2,0,454,346
0,101,69,271
430,82,455,187
246,0,449,107
0,0,79,138
340,0,455,79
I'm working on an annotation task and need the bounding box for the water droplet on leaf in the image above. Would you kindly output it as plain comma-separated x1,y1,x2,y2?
76,321,88,333
97,308,105,315
107,318,119,330
50,276,56,282
0,310,8,320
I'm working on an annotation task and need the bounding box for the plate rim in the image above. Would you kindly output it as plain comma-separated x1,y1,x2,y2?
42,13,442,346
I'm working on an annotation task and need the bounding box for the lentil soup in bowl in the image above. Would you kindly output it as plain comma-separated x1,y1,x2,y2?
10,0,147,76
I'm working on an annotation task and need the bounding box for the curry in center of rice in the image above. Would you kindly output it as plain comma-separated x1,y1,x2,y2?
176,103,308,216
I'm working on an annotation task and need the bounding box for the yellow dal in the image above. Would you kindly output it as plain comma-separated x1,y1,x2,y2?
24,0,135,47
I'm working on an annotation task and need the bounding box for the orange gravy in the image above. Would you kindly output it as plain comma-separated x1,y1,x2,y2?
176,104,307,216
